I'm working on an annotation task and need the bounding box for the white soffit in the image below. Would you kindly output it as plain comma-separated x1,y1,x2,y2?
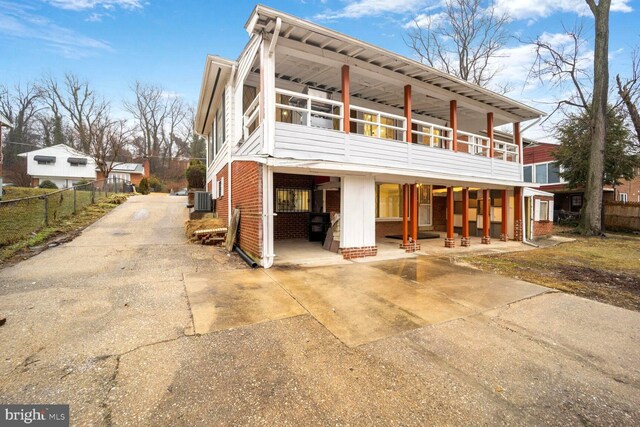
195,55,235,135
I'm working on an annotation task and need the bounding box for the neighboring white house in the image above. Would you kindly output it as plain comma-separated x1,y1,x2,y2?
102,162,147,185
18,144,97,188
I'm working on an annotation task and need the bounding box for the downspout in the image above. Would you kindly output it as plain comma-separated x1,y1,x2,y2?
228,64,237,224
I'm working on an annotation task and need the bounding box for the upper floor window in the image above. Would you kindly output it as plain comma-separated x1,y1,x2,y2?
215,92,225,154
620,192,628,203
34,155,56,165
525,162,562,184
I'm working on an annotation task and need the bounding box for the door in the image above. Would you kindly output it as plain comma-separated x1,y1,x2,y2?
418,185,432,227
524,196,532,241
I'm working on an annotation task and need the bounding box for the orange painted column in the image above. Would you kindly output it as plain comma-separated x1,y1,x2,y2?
450,100,458,151
514,122,521,163
342,65,350,134
410,184,418,242
487,112,494,158
514,186,523,241
404,85,412,143
402,184,409,246
501,189,508,241
482,189,491,244
461,187,470,247
445,187,455,248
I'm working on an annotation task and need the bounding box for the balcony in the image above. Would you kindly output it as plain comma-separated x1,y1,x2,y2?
240,88,522,182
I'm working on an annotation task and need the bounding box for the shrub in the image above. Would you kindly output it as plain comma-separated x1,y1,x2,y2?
74,178,91,187
148,175,164,192
185,160,206,189
39,180,58,189
138,177,150,195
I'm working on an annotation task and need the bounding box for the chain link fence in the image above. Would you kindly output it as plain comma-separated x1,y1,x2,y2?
0,178,133,247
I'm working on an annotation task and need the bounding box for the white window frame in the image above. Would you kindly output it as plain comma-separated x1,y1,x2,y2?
539,200,549,221
525,161,565,184
619,192,628,203
217,177,225,199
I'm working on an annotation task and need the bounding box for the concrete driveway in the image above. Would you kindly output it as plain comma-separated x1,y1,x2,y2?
1,194,639,425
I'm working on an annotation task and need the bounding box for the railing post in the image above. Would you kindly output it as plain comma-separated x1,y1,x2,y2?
342,65,350,134
404,85,412,143
487,112,494,158
450,100,458,151
514,122,522,164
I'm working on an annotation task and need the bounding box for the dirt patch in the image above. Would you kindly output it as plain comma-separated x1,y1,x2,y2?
555,265,640,295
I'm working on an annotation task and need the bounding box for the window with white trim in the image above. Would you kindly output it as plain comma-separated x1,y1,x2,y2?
376,184,402,219
539,201,549,221
525,161,563,184
217,177,224,199
619,192,628,203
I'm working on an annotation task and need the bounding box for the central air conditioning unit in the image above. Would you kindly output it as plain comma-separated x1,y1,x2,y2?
194,191,213,212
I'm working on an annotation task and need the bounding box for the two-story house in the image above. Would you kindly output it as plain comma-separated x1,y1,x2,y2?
195,6,545,267
19,144,98,188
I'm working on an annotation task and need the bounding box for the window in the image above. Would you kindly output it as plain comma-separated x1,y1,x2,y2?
208,122,215,165
217,178,224,199
548,162,561,183
535,164,548,184
523,165,533,183
34,155,56,165
571,194,583,208
539,201,549,221
215,95,225,154
620,192,628,203
276,188,310,212
376,184,402,218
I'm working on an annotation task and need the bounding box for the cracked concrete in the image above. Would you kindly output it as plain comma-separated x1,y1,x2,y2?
1,194,639,426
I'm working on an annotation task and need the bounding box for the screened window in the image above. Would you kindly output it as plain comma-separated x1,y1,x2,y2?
276,188,310,212
539,201,549,221
376,184,402,218
523,165,533,183
535,164,548,184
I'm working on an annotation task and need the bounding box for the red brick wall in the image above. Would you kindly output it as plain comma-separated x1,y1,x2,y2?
524,142,558,164
341,246,378,260
273,173,314,240
534,220,554,237
130,174,143,186
326,189,341,213
231,161,262,260
432,195,447,231
375,221,403,239
215,165,229,223
615,173,640,203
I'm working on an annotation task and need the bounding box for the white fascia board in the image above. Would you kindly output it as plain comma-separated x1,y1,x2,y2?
264,158,531,188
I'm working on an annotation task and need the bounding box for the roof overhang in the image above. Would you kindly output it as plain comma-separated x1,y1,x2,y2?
195,55,236,135
0,112,12,128
246,5,545,125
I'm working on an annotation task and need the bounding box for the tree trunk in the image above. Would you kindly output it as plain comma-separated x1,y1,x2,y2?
580,0,611,235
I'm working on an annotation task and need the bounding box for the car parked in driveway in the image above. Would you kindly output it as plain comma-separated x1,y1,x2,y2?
172,188,188,196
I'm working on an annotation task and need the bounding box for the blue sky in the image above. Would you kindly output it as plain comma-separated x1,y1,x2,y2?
0,0,637,140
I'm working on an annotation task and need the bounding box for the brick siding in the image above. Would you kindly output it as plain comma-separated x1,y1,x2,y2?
340,246,378,260
523,142,558,164
375,221,403,239
325,189,341,213
215,165,229,223
533,220,554,237
432,195,446,231
231,161,262,260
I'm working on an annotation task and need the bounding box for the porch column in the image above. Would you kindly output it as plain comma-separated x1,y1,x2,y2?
482,189,491,244
410,184,418,242
445,186,455,248
514,186,523,241
342,65,350,133
514,122,522,164
487,112,494,158
404,85,412,143
340,175,377,259
402,184,409,246
450,100,458,151
500,189,508,241
461,187,470,247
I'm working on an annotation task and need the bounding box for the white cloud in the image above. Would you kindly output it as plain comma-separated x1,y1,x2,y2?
403,11,447,29
315,0,432,20
0,1,112,58
44,0,144,11
495,0,632,20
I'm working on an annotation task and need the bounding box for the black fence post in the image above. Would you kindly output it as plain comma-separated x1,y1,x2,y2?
44,197,49,226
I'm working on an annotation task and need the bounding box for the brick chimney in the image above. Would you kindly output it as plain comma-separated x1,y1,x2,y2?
143,158,150,178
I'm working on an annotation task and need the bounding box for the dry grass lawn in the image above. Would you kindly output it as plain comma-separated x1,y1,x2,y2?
465,233,640,312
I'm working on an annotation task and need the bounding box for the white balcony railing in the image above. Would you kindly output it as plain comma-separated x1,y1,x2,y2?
412,119,453,149
494,140,519,162
349,105,406,142
457,130,490,157
275,88,344,131
243,93,260,140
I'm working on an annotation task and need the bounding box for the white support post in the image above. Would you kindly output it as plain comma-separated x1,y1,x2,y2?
260,38,276,156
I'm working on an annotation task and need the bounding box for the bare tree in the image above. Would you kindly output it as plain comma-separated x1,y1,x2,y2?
91,116,131,180
163,96,187,163
125,82,168,167
43,73,109,154
406,0,510,90
616,48,640,143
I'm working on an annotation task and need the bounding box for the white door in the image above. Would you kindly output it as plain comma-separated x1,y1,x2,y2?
418,185,432,227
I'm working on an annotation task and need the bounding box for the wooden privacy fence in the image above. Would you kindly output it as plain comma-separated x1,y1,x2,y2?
604,201,640,231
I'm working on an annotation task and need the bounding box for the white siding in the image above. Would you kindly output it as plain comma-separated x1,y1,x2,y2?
340,175,376,248
273,122,522,182
235,126,263,156
206,143,229,185
25,145,97,182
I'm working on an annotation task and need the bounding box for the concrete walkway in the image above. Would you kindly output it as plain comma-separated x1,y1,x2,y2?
1,194,639,425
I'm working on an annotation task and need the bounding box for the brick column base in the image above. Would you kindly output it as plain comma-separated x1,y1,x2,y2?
460,237,471,247
341,246,378,260
514,220,523,242
444,238,456,248
399,243,421,253
500,234,509,242
481,236,491,244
